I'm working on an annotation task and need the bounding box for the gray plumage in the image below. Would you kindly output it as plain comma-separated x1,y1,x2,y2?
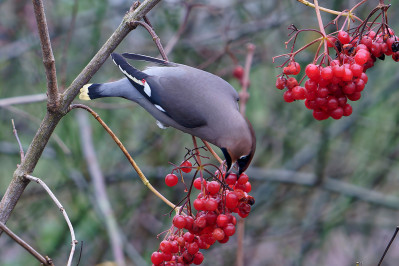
79,53,255,174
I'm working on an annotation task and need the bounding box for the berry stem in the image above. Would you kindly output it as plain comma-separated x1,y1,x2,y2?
202,140,223,164
296,0,362,22
70,104,177,210
313,0,329,57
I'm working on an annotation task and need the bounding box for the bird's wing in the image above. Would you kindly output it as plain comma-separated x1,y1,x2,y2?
122,53,177,66
112,53,207,128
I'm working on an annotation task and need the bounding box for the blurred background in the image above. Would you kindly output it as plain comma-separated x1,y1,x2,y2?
1,0,399,265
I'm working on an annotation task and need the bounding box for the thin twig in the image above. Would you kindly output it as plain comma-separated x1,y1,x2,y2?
201,140,223,164
378,226,399,266
69,104,177,209
25,175,77,266
134,20,168,61
0,94,47,107
0,221,53,265
32,0,60,110
11,119,24,161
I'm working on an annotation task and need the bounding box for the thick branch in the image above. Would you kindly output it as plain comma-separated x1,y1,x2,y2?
0,221,53,265
0,0,162,235
32,0,60,109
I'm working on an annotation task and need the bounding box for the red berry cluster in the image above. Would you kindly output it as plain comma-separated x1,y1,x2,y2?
276,28,399,120
154,162,254,265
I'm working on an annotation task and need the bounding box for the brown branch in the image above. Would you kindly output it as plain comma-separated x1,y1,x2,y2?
32,0,60,110
25,175,77,266
134,20,168,61
11,119,24,162
69,104,176,210
0,221,54,266
202,140,223,165
0,0,162,236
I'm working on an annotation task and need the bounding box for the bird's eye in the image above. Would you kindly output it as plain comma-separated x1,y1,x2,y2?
240,155,248,160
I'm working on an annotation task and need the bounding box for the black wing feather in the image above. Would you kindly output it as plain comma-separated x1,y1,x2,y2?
122,53,177,66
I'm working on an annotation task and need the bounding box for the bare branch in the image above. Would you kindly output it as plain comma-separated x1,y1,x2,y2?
25,174,77,266
134,20,168,61
69,104,176,209
32,0,60,109
11,119,24,162
0,222,53,266
0,94,47,107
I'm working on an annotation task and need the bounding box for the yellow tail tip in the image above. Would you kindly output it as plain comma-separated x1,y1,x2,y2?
79,84,92,101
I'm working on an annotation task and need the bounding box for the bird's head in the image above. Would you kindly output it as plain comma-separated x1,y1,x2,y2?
221,118,256,176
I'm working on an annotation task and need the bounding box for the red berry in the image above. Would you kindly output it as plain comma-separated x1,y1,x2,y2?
212,228,225,241
305,64,320,80
305,79,318,92
205,198,218,211
343,104,353,116
338,30,350,44
350,64,363,77
216,214,229,228
233,65,244,80
275,77,286,90
354,79,365,92
193,177,203,190
225,192,239,209
283,90,295,103
342,68,353,82
207,181,220,195
225,173,237,185
332,65,344,78
289,62,301,75
185,216,194,230
187,242,199,255
321,66,333,80
151,251,164,265
244,181,252,193
360,72,368,83
292,86,307,100
286,77,299,89
238,173,249,185
343,82,356,95
193,198,205,211
180,160,192,173
193,252,204,265
326,97,338,110
317,87,329,98
183,232,195,243
347,91,361,101
173,215,187,229
165,174,178,187
160,240,172,254
354,51,369,65
223,223,236,236
313,110,329,121
330,107,344,120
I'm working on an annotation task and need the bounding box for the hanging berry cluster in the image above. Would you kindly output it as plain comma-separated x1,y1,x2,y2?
273,1,399,120
151,149,254,265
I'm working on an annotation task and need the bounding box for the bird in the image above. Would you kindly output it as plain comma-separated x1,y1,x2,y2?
79,52,256,175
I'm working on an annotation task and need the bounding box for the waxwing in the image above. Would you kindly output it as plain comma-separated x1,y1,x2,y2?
79,53,256,174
